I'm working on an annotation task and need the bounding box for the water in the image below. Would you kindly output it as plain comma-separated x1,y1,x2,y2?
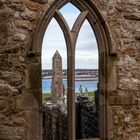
42,79,98,93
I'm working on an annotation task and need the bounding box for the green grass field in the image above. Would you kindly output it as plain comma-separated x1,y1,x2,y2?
42,92,94,101
42,93,51,97
87,92,94,96
42,93,51,101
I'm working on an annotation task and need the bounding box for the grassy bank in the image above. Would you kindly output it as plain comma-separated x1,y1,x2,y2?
42,93,51,101
42,92,94,101
42,93,51,97
87,92,94,96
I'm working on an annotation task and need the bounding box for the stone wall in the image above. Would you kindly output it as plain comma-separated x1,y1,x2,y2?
59,109,68,140
76,96,99,139
43,105,60,140
43,104,68,140
43,99,98,140
0,0,140,140
80,101,99,138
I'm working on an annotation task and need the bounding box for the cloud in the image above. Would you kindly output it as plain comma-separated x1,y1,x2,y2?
59,3,81,29
42,57,98,70
42,58,67,69
76,39,97,51
42,5,98,69
75,50,98,60
75,58,98,69
60,13,80,29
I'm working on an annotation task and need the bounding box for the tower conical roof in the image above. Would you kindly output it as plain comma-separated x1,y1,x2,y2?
53,50,62,59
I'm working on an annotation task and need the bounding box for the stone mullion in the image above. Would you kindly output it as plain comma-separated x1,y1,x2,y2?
71,11,88,48
52,9,76,140
67,48,75,140
67,11,88,140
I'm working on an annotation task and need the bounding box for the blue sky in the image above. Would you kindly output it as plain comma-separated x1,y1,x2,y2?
42,3,98,69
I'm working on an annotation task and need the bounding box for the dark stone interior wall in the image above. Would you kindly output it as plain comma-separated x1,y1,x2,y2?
0,0,140,140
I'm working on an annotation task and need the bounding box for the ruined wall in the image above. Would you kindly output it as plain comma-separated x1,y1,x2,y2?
0,0,140,140
79,101,99,138
99,1,140,140
76,97,99,139
43,104,68,140
43,105,60,140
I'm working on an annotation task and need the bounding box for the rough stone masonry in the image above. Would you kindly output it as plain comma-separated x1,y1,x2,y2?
0,0,140,140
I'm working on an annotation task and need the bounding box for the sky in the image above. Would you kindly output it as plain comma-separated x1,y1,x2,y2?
42,3,98,70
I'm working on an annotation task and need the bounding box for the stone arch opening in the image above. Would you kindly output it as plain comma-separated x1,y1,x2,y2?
41,17,67,100
75,18,99,139
29,0,116,139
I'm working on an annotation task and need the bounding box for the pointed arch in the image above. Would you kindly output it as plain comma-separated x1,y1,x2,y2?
31,0,115,55
59,2,81,29
71,11,88,48
75,19,98,69
54,10,72,53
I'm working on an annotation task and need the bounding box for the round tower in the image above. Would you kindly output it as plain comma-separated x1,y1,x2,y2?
51,50,64,103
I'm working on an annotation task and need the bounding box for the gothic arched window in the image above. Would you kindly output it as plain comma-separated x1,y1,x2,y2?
31,0,114,139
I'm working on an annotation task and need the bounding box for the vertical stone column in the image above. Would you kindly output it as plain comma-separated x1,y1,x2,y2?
51,50,63,103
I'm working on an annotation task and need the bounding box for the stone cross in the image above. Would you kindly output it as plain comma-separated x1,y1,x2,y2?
51,50,64,103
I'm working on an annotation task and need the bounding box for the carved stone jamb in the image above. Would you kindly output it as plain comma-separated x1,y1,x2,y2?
30,0,116,139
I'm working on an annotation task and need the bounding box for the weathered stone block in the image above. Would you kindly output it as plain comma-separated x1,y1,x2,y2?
26,110,41,140
135,31,140,41
0,54,9,70
13,33,26,41
0,37,7,45
11,4,25,11
109,94,134,105
122,20,140,32
8,54,26,68
119,78,140,91
12,117,26,126
127,135,139,140
26,64,41,90
123,13,140,21
26,0,46,11
31,0,48,4
118,55,136,67
16,93,38,110
0,100,6,111
0,23,8,37
20,8,37,20
1,71,23,86
0,125,25,140
15,20,30,30
0,8,13,21
0,84,19,96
